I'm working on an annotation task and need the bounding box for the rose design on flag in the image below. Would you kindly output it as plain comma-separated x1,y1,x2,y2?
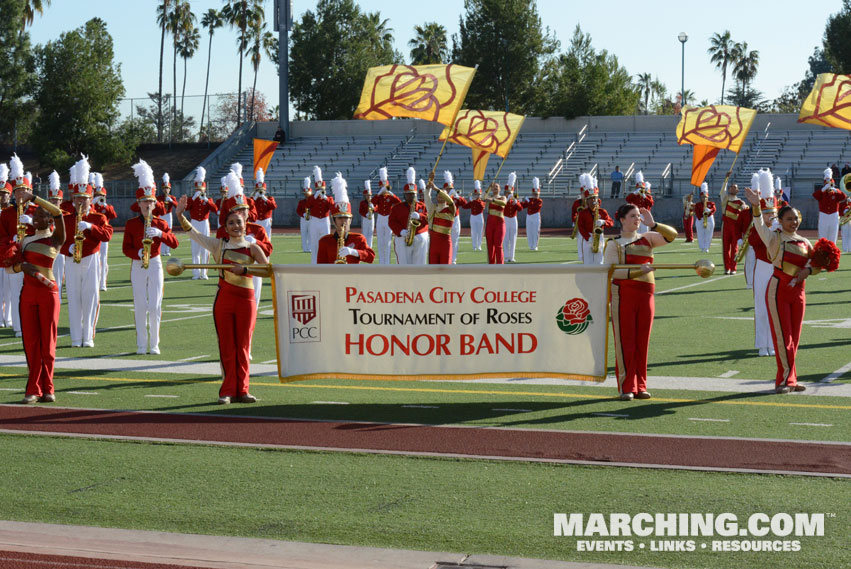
800,74,851,128
677,105,745,150
556,298,592,335
355,65,459,123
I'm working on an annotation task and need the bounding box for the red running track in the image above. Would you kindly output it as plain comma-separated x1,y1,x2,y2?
1,405,849,476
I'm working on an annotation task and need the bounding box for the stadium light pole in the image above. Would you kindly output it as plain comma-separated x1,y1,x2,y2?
275,0,291,142
678,32,688,108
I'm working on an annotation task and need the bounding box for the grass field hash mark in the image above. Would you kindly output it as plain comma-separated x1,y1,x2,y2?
178,354,210,362
66,391,99,395
720,370,740,378
689,418,730,422
821,361,851,383
789,422,834,427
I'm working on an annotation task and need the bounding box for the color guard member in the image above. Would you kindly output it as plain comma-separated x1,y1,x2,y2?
719,181,749,274
446,174,466,264
426,171,457,265
484,181,507,264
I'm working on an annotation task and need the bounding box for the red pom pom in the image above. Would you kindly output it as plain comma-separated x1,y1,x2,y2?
0,243,22,268
812,238,841,272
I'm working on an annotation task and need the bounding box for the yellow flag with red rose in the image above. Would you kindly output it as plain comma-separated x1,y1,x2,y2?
676,104,757,186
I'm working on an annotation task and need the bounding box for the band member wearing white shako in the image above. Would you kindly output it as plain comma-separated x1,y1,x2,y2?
626,171,654,234
389,172,429,265
308,165,334,264
296,177,311,252
0,164,13,327
462,181,485,251
502,172,523,262
124,160,179,355
693,182,716,253
373,166,401,264
186,167,218,279
576,192,613,265
748,170,780,357
443,171,466,264
358,179,375,248
91,173,116,291
252,168,276,236
813,167,843,244
523,178,543,251
62,155,113,348
158,172,179,256
840,186,851,253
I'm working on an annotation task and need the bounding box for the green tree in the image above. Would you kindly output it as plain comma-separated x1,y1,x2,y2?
408,22,449,64
247,13,274,123
0,0,37,146
773,47,831,112
635,72,652,115
32,18,128,168
707,30,734,104
168,1,195,141
155,0,171,142
221,0,265,127
453,0,558,114
289,0,402,120
824,0,851,73
134,93,197,144
200,8,223,140
733,42,759,100
21,0,51,30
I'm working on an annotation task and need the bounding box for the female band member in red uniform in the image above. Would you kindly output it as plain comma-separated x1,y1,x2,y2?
316,173,375,264
603,204,677,400
484,181,508,264
175,171,269,404
12,188,65,403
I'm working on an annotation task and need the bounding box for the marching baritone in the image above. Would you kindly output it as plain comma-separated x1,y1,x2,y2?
62,156,113,348
158,172,179,256
576,193,613,265
372,167,401,264
603,204,677,400
308,166,334,264
484,181,508,264
813,167,843,243
389,168,429,265
502,172,524,263
523,179,543,251
682,193,695,243
123,160,179,355
694,183,716,253
446,175,466,264
91,173,116,290
317,173,375,264
461,181,485,251
174,172,269,404
425,171,457,265
186,168,218,279
252,168,276,236
358,180,375,248
296,178,311,252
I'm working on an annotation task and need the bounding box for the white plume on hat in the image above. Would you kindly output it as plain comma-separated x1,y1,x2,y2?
443,171,453,187
95,172,104,188
473,179,482,191
88,172,96,186
255,168,265,185
824,167,833,182
71,155,91,187
758,168,774,199
775,176,782,190
507,172,517,188
10,154,24,183
532,177,540,190
635,171,644,185
230,162,243,178
225,171,243,199
25,172,32,185
0,163,7,183
221,176,228,190
162,172,170,185
131,159,155,189
700,182,708,194
592,176,599,189
331,172,348,205
313,165,323,183
302,176,311,189
363,179,371,191
644,180,651,192
194,167,206,183
579,172,593,190
418,178,426,191
405,167,415,185
49,170,60,191
749,172,759,190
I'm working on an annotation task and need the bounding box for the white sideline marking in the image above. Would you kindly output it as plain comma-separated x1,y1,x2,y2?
67,391,98,395
178,354,210,362
311,401,349,405
689,418,730,423
144,394,179,398
492,408,533,413
821,361,851,383
719,370,740,378
592,412,629,418
0,388,22,392
104,352,135,358
402,405,439,409
260,359,277,365
789,422,833,427
657,275,729,295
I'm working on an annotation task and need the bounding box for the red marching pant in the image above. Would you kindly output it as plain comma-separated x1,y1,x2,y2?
21,279,60,397
486,217,505,264
721,220,740,272
213,281,256,398
683,216,694,242
429,232,452,264
765,270,805,388
610,280,655,395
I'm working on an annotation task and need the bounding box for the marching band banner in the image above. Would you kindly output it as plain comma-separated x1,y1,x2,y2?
271,264,610,383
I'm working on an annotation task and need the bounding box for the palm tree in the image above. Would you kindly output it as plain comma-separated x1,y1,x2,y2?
708,30,734,104
168,1,195,141
247,16,274,123
734,42,760,99
635,73,652,115
179,26,200,132
408,22,448,65
200,8,223,140
155,0,172,142
21,0,51,31
222,0,265,128
367,12,394,52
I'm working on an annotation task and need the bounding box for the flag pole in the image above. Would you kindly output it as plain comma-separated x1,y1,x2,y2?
432,64,478,175
719,152,740,195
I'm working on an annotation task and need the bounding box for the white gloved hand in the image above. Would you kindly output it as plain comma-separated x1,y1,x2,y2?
340,246,358,257
137,248,144,259
193,191,202,200
145,226,162,238
409,212,420,221
595,219,604,227
78,221,92,232
68,243,74,254
12,235,18,243
260,195,268,201
449,189,457,198
400,229,409,238
244,235,256,244
736,238,743,248
19,214,32,225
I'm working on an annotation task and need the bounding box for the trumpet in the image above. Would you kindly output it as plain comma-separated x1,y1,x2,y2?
702,193,709,228
591,205,603,254
405,198,420,246
16,201,26,243
73,205,84,263
141,212,153,269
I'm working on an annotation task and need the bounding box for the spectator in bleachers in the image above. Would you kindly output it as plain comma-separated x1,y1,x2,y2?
610,166,624,198
841,162,851,178
831,163,840,184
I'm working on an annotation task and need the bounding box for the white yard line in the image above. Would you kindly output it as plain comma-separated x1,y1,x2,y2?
0,388,22,392
821,360,851,383
66,391,98,395
719,370,740,378
311,401,350,405
178,355,210,362
401,405,439,409
789,422,833,427
144,394,179,398
688,418,730,423
657,275,729,295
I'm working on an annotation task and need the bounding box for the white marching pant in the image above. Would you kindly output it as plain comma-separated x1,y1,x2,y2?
361,215,375,249
0,269,10,326
53,253,64,297
394,232,429,265
753,260,774,352
300,217,310,252
744,246,755,289
576,234,584,262
99,242,109,290
503,216,518,261
257,217,272,237
64,254,99,346
451,216,461,264
818,211,839,243
8,271,23,334
526,212,541,250
253,276,263,311
469,214,483,251
696,217,715,252
309,216,331,264
159,212,173,256
376,214,392,264
190,218,210,279
841,222,851,253
130,257,164,352
581,235,605,265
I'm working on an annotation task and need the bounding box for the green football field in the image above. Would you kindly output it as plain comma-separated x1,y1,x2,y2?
0,232,848,569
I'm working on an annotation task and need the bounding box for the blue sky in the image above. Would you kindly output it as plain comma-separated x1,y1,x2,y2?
27,0,842,123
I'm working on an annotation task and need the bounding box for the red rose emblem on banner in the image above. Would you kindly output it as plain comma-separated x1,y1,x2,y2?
556,298,592,335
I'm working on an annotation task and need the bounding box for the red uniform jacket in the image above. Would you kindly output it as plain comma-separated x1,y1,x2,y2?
813,187,844,214
694,200,716,220
60,200,75,215
571,199,583,222
0,201,38,246
316,232,375,264
626,192,654,210
245,196,258,222
188,195,218,221
462,199,485,215
737,207,753,236
122,215,179,260
158,194,179,214
503,198,524,218
525,197,543,215
576,208,613,241
372,192,401,216
93,202,117,224
296,198,310,218
60,211,113,258
389,201,428,236
358,199,374,219
253,195,277,220
452,196,467,217
308,194,334,218
215,222,273,257
130,201,167,216
748,219,771,263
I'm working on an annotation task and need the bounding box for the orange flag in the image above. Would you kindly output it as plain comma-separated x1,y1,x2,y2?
690,146,721,187
439,109,525,158
473,149,491,181
676,104,756,186
354,64,476,126
253,139,278,176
